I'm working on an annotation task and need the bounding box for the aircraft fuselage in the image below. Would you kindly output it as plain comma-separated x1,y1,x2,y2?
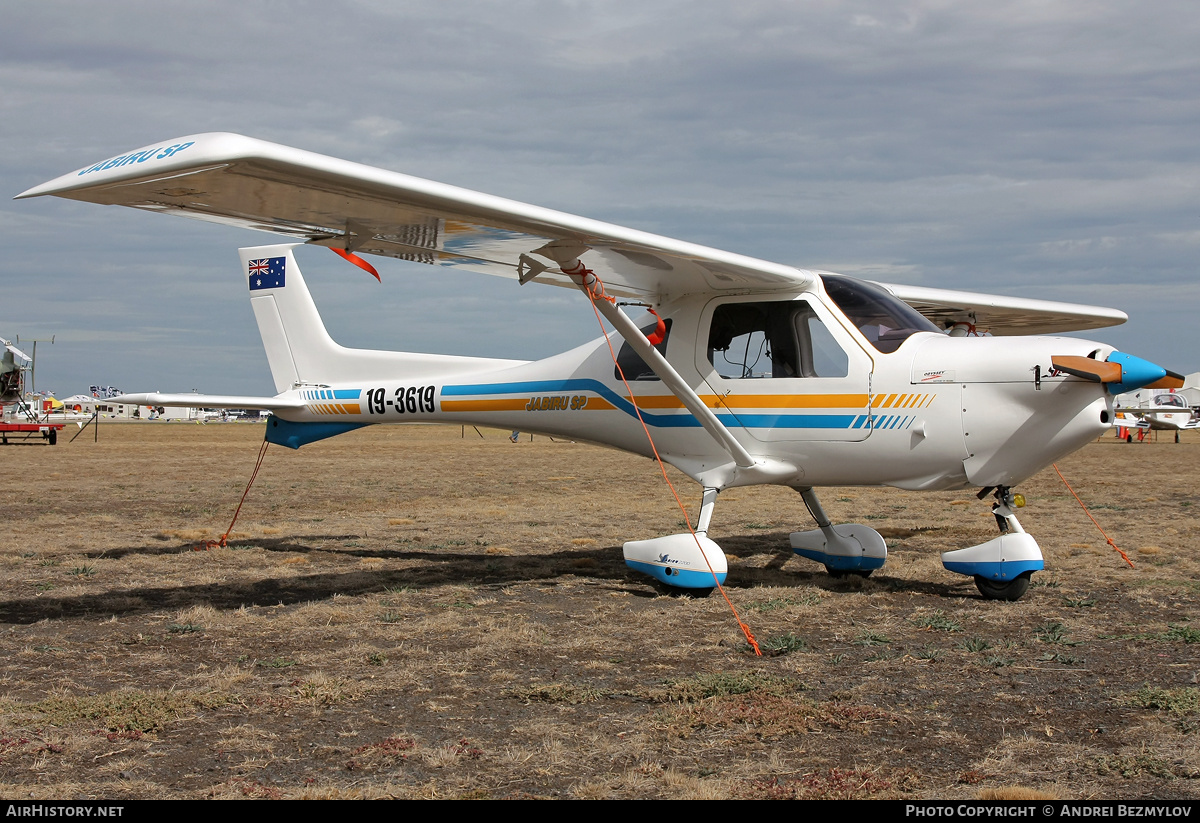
271,283,1114,495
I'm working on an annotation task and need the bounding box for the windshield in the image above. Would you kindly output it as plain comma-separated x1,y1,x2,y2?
819,275,941,354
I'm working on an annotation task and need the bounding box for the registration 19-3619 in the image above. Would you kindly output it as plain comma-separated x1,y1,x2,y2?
364,386,435,415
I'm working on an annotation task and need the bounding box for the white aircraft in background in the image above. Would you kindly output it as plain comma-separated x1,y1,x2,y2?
0,337,30,404
0,336,68,444
17,134,1184,601
1113,388,1198,443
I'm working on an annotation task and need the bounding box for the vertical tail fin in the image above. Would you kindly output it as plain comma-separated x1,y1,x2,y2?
240,244,337,393
240,244,526,392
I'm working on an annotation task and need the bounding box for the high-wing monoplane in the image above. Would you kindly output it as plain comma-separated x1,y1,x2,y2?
17,134,1184,600
1113,388,1197,443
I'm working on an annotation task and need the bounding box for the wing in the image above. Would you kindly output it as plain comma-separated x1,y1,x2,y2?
16,133,811,301
1112,412,1149,429
872,281,1126,336
1,338,32,362
18,133,1128,334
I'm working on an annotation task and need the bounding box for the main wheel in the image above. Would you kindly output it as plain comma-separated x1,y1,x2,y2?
826,566,873,579
974,572,1031,601
47,428,57,446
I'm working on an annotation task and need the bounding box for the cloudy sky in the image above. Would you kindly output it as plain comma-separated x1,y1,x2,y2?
3,1,1197,397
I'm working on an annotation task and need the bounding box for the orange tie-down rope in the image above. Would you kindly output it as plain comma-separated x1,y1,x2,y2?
582,272,762,655
199,437,271,550
1052,463,1134,569
201,244,378,549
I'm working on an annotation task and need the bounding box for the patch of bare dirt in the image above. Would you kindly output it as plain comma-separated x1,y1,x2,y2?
1,423,1198,799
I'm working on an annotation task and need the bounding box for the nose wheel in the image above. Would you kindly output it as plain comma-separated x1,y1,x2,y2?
942,486,1044,601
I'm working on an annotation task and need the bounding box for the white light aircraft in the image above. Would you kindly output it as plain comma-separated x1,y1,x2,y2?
1113,388,1197,443
17,134,1185,601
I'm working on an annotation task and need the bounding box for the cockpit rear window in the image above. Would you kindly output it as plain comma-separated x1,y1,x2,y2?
614,318,672,380
820,274,940,354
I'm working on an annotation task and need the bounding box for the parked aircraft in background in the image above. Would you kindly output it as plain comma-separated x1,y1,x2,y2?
0,335,65,444
17,133,1184,600
0,337,30,404
1113,389,1198,443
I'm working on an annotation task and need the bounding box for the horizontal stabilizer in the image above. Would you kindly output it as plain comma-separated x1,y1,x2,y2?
111,392,304,410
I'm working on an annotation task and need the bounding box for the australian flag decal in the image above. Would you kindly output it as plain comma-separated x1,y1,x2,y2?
248,257,286,290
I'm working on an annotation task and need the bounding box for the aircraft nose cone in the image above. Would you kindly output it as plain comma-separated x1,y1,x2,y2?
1106,351,1177,394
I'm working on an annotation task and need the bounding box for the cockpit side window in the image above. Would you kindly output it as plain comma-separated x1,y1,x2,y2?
708,303,791,378
820,274,940,354
707,300,849,379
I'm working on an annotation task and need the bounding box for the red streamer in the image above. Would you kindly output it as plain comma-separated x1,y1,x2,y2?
330,247,381,281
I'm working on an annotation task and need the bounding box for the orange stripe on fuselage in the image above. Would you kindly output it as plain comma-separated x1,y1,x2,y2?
441,398,531,412
307,402,362,415
627,393,871,409
871,393,935,409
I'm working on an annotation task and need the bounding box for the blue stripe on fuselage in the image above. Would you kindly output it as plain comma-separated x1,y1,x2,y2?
443,379,871,431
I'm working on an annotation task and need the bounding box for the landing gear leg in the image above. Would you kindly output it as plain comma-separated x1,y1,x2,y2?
622,486,727,591
790,487,886,576
694,486,718,538
942,486,1043,601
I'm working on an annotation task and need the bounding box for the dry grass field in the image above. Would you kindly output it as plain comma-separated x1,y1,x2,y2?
1,421,1198,799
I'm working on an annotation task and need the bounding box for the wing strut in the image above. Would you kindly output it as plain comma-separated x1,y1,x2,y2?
557,259,757,470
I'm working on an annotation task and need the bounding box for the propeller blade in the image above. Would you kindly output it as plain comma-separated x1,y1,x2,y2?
1051,356,1121,383
1145,370,1186,390
1052,353,1177,394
